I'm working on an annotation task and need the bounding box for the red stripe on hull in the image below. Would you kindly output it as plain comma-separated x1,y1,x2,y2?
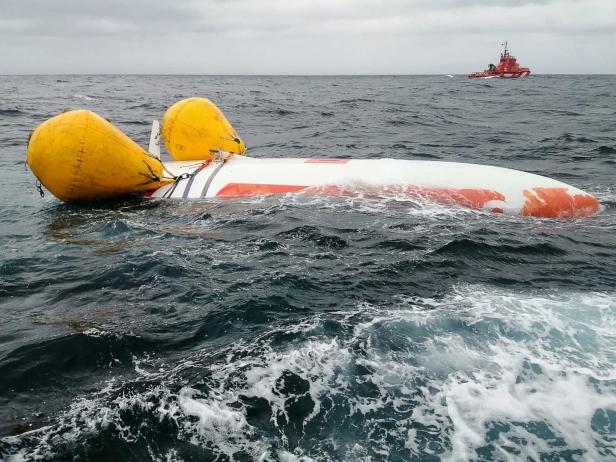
406,187,505,209
216,183,307,197
216,183,504,209
522,188,599,218
201,183,599,217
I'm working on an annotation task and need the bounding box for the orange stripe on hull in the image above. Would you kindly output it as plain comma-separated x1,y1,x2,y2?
216,183,504,208
215,183,599,217
522,188,599,218
405,187,505,209
216,183,307,197
303,185,506,209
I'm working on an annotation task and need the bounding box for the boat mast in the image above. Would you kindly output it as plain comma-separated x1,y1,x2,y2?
501,40,508,57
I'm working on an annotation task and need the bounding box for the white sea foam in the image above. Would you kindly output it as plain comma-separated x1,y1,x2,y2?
3,285,615,461
72,94,94,101
177,387,267,460
275,192,488,221
396,287,616,461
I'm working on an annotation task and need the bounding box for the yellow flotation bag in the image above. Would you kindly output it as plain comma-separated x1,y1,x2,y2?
161,97,246,161
27,110,171,202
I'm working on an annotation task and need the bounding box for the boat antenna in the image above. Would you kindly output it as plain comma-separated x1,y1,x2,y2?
501,41,508,57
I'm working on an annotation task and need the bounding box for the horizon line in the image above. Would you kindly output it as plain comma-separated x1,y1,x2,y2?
1,73,615,77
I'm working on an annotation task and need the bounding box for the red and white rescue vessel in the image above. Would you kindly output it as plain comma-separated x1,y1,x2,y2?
469,42,531,79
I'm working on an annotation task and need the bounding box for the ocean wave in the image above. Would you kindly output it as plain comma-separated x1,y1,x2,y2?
433,238,567,259
3,285,615,461
595,146,616,154
72,94,94,101
276,226,348,249
0,109,25,117
259,108,297,116
2,74,615,462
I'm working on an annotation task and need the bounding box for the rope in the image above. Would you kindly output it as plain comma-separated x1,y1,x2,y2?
162,172,190,198
162,160,210,199
35,179,44,198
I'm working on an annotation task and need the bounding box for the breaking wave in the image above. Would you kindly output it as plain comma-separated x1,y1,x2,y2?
3,286,615,461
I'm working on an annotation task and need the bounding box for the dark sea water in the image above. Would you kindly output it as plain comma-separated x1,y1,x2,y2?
1,75,616,461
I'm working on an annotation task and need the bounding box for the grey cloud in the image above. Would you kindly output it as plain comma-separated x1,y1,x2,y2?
2,0,608,37
1,0,199,36
0,0,614,73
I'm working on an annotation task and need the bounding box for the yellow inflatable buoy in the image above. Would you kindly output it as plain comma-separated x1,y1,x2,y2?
161,97,246,161
27,110,171,202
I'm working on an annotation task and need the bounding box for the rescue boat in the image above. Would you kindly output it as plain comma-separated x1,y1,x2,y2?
26,98,598,218
468,41,531,79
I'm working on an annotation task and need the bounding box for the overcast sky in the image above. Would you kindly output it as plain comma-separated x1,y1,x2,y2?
1,0,615,74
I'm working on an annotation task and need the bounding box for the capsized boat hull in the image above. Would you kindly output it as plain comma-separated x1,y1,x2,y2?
150,155,599,218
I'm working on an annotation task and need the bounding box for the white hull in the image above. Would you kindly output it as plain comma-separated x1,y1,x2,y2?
150,155,598,218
